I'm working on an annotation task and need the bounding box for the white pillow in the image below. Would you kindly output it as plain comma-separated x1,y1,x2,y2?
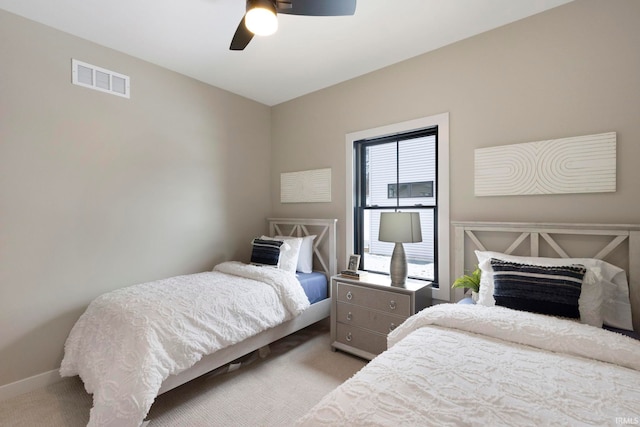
260,235,301,274
285,235,316,274
601,279,635,331
475,250,633,330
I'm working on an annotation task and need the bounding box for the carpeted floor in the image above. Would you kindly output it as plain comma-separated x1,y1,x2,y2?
0,319,366,426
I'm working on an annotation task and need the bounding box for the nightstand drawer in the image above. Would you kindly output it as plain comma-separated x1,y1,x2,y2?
336,301,405,334
335,323,387,356
336,282,411,316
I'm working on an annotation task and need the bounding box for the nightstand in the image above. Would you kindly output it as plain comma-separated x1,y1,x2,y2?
330,271,432,360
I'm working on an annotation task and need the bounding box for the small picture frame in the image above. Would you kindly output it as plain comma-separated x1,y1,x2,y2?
347,254,361,272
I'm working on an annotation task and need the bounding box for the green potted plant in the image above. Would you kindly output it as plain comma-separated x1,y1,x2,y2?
451,267,481,302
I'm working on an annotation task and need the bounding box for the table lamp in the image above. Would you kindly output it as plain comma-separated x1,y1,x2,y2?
378,212,422,286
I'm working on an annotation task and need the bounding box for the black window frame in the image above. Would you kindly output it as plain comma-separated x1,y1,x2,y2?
353,126,439,287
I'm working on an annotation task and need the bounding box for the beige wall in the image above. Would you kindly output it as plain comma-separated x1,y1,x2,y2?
271,0,640,273
0,11,271,387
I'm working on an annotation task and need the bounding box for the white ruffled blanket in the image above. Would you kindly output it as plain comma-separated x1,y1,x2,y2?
298,304,640,426
60,261,309,427
390,303,640,371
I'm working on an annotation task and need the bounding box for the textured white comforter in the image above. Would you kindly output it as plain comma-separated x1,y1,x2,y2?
298,304,640,426
60,261,310,427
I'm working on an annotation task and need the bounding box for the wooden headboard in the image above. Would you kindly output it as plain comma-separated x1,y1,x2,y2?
267,218,338,278
452,221,640,333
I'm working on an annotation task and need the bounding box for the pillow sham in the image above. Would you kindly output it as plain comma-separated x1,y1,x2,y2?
261,235,302,274
250,238,285,267
475,250,633,330
292,235,316,273
600,281,635,331
490,258,586,319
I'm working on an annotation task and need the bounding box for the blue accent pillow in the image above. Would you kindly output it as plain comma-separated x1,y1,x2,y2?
250,238,284,267
490,258,586,318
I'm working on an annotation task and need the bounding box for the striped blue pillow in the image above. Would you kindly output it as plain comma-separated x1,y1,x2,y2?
250,238,284,267
490,258,586,318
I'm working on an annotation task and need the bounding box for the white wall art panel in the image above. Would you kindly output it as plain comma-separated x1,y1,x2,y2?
475,132,616,196
281,168,331,203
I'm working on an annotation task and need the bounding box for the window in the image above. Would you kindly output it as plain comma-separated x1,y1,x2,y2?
388,181,433,199
345,113,450,301
354,129,437,284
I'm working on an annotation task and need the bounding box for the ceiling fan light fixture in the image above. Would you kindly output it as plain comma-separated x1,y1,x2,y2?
245,0,278,36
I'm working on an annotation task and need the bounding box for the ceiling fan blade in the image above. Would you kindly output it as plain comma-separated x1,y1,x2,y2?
276,0,356,16
229,16,254,50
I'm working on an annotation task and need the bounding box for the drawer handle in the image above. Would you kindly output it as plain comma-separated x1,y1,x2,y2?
389,300,396,310
389,323,396,332
346,291,353,300
346,332,353,342
346,312,353,321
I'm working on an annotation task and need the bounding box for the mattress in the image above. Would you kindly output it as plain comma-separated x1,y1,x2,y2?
297,272,328,304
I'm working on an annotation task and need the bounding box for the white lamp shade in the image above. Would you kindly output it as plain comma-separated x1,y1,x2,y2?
379,212,422,243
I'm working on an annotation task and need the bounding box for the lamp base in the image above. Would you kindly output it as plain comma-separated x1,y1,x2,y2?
389,242,408,286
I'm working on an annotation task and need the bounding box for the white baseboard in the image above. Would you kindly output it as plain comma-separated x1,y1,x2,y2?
0,369,62,401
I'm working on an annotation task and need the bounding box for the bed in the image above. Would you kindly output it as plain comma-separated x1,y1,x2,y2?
59,218,337,427
297,221,640,426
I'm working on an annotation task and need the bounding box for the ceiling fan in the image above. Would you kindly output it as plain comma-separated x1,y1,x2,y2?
230,0,357,51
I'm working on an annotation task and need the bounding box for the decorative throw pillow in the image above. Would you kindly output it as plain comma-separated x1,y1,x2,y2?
490,258,586,319
475,250,633,330
262,235,302,274
250,238,285,267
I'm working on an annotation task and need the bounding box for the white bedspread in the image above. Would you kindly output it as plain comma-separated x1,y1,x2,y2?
60,261,309,427
298,304,640,426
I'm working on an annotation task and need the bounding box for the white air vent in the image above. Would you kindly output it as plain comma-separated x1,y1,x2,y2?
71,59,130,98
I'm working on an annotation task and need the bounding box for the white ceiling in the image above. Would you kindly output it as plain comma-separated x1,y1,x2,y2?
0,0,573,106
